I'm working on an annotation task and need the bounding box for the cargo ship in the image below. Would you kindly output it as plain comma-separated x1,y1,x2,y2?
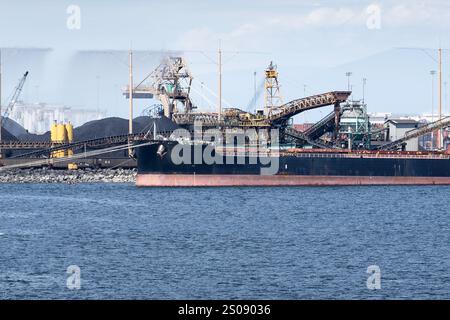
135,141,450,186
125,56,450,186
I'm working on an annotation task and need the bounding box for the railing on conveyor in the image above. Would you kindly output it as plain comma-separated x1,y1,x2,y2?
304,111,338,140
3,130,175,158
172,112,219,126
267,91,351,124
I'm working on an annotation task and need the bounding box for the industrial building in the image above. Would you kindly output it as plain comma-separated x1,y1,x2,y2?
385,119,419,152
10,102,105,134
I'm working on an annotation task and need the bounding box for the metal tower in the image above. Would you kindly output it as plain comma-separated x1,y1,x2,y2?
264,61,283,115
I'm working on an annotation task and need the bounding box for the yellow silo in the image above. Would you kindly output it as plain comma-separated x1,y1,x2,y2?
65,122,74,143
65,122,74,157
66,123,73,155
50,121,58,143
50,121,59,158
56,123,67,143
56,123,67,157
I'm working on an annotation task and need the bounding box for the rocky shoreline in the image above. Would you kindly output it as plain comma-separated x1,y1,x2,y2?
0,168,136,184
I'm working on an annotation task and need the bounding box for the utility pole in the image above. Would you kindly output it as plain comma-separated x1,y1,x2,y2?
430,70,436,150
218,42,222,123
445,80,448,116
438,48,443,149
253,71,256,111
0,49,2,146
128,49,134,156
397,47,449,149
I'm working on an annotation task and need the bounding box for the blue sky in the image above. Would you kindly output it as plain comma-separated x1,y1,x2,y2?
1,0,450,122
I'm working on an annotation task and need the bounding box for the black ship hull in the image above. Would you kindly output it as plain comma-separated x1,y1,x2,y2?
136,141,450,186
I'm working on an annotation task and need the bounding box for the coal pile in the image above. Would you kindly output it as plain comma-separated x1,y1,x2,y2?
74,116,179,141
1,117,28,137
15,116,179,142
1,127,18,141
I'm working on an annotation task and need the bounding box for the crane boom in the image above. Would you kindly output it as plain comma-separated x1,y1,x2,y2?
1,71,29,127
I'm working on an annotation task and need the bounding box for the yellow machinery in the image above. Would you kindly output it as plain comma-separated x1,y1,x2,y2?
50,122,58,142
50,121,78,169
65,122,74,156
65,122,78,170
56,124,67,157
50,121,60,158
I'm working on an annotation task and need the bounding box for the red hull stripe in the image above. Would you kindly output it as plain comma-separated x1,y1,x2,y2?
136,174,450,187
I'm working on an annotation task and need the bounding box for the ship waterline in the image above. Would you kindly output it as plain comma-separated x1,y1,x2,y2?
136,173,450,187
136,141,450,187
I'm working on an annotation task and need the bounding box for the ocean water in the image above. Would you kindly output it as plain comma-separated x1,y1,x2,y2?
0,183,449,300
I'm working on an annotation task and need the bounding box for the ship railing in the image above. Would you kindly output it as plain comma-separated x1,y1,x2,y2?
284,152,449,160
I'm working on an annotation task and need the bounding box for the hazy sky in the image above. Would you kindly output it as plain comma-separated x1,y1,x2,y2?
1,0,450,122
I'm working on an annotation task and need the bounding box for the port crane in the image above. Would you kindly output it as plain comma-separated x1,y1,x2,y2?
0,71,29,128
123,56,194,119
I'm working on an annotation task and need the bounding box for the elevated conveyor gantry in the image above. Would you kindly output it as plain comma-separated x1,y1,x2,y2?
266,91,351,126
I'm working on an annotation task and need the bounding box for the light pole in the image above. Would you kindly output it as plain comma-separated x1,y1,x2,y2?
345,72,352,91
362,78,367,103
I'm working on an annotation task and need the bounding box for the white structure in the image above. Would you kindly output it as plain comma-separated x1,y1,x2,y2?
10,102,105,134
369,112,450,125
386,119,419,151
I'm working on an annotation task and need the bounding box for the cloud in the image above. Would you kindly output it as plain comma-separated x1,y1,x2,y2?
230,23,259,37
383,1,450,27
175,23,262,52
268,7,364,29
